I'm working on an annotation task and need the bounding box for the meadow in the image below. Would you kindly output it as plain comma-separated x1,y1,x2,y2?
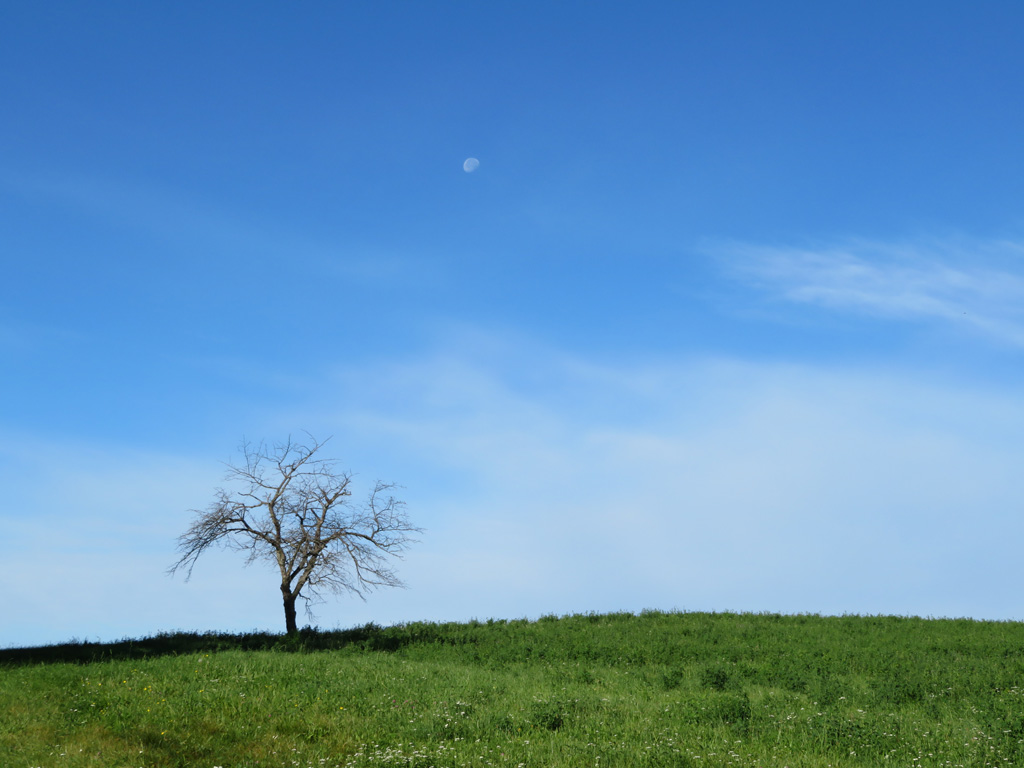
2,611,1024,768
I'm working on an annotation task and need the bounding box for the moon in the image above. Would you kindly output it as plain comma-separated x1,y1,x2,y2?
463,157,480,173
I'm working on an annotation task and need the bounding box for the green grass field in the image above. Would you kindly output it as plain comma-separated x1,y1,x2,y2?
3,611,1024,768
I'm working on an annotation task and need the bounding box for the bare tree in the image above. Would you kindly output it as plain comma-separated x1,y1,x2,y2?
169,436,421,634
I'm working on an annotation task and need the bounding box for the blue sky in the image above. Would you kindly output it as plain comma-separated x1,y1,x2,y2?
4,2,1024,647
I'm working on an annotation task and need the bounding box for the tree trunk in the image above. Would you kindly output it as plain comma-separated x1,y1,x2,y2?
282,588,298,635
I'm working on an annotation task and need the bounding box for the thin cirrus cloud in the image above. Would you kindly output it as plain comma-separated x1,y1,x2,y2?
5,333,1024,647
2,170,428,286
302,341,1024,625
716,237,1024,346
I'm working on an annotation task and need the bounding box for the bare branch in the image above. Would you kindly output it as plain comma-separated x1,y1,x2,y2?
168,435,421,633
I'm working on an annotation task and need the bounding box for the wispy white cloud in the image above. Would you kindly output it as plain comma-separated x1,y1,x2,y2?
299,337,1024,625
0,435,265,647
717,237,1024,345
0,318,82,353
1,170,434,286
7,332,1024,647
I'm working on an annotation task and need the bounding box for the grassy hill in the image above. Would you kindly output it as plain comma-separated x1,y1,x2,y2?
3,611,1024,767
